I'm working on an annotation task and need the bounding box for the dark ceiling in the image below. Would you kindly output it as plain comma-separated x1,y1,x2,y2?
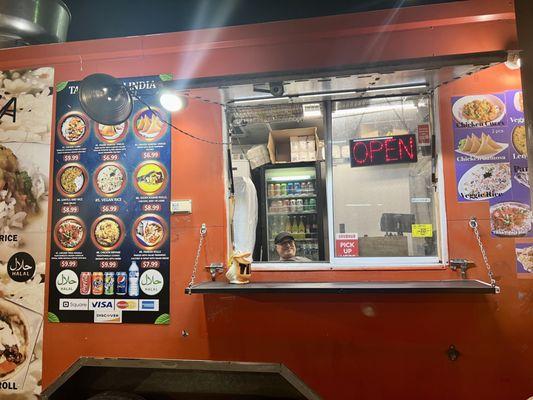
61,0,462,42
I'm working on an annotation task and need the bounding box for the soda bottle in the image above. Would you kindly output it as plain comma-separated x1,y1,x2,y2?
294,182,301,195
298,217,305,238
280,183,287,196
267,184,274,198
285,216,292,233
287,182,293,196
128,261,139,297
307,181,315,194
301,182,307,194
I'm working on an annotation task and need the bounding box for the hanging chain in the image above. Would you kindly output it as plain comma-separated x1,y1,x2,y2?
186,223,207,295
469,217,497,289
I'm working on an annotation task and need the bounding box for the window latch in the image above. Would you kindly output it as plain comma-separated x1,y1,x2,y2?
449,259,472,279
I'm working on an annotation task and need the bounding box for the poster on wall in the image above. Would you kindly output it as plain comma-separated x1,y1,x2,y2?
48,74,172,324
451,90,532,238
0,67,54,398
515,241,533,278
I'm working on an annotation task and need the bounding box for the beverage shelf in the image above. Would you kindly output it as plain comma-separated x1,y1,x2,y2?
268,211,317,216
268,194,316,200
268,238,318,241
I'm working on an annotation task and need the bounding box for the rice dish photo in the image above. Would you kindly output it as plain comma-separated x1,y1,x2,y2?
512,125,527,155
61,115,86,143
0,299,29,381
55,219,84,249
514,169,529,188
59,165,84,194
94,218,121,247
490,202,532,236
96,164,125,195
458,163,511,200
516,246,533,272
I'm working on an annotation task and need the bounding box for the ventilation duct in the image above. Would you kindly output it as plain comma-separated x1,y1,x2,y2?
0,0,70,48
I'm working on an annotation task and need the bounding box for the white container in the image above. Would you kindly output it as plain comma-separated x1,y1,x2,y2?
128,261,139,297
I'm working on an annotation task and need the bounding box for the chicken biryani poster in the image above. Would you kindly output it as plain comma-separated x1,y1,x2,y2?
451,89,532,238
0,67,54,397
48,74,171,325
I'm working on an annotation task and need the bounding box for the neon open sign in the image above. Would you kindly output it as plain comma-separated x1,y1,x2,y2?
349,134,417,167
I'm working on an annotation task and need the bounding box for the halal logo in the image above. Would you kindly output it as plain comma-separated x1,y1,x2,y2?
7,252,35,283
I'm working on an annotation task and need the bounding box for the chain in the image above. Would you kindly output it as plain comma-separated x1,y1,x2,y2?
469,217,497,288
186,223,207,295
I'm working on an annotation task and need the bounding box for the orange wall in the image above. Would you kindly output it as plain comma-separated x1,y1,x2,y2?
0,0,531,398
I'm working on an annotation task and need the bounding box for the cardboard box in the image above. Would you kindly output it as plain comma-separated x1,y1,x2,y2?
246,144,270,169
267,127,318,163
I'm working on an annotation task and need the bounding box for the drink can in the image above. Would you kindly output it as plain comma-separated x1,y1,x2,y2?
104,272,115,295
80,272,91,295
290,199,296,212
92,272,104,295
287,182,293,195
297,199,303,212
294,182,301,194
274,184,280,196
116,272,127,295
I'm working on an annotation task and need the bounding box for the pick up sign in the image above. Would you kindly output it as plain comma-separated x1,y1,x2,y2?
335,233,359,257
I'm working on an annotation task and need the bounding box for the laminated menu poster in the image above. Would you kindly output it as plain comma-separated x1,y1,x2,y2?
452,90,532,238
515,241,533,277
0,67,54,398
48,74,172,324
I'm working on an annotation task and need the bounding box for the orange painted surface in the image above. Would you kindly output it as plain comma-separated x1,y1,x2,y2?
0,0,531,398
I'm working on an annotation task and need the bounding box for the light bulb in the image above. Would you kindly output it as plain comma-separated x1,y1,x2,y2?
159,92,187,112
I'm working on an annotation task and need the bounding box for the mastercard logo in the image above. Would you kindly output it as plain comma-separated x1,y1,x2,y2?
115,300,138,310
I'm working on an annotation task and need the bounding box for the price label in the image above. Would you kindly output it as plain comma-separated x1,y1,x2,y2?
412,224,433,238
141,260,160,269
61,205,79,214
101,153,119,161
63,154,80,162
143,203,162,212
142,151,160,159
100,260,119,269
60,260,78,268
100,204,119,213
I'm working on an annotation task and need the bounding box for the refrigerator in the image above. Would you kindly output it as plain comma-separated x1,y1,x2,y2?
253,161,327,262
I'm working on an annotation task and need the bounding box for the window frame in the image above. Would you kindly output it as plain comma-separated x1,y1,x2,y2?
228,92,449,272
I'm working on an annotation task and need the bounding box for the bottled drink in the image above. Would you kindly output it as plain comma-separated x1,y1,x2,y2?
267,184,274,197
305,216,311,235
283,199,290,212
301,182,307,194
290,199,296,212
310,215,317,233
280,183,287,196
274,184,280,197
287,182,293,196
298,217,305,237
285,216,292,233
128,261,139,297
307,181,315,194
309,198,316,212
303,198,309,211
296,199,304,212
294,182,301,195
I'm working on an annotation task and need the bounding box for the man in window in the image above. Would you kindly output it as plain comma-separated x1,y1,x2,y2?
274,232,311,262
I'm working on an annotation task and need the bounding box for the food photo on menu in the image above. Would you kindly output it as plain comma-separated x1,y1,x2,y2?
452,94,506,126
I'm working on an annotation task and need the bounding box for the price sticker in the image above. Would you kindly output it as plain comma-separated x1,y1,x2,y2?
412,224,433,238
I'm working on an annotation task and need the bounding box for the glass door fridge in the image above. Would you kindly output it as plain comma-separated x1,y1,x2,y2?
257,162,326,261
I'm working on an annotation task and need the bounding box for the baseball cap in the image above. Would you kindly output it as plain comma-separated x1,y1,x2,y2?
274,232,295,245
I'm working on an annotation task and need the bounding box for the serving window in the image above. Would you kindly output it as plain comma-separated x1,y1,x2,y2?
224,77,446,269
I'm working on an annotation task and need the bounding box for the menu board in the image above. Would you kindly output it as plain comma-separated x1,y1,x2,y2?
48,75,171,324
452,90,531,238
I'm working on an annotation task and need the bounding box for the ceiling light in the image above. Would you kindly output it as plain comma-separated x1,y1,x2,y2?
365,84,428,93
232,96,289,105
159,91,188,112
333,102,417,117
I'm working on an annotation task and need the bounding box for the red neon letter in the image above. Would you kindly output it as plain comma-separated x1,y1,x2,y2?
369,140,384,162
398,136,415,160
384,138,398,162
352,142,368,164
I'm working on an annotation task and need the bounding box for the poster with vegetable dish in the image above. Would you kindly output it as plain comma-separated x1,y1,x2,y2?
452,90,532,238
0,67,54,398
48,74,172,325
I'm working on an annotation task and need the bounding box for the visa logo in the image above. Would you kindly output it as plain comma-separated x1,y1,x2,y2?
139,299,159,311
89,300,115,310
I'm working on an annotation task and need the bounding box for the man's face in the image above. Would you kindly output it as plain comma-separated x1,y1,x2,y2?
276,239,296,260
